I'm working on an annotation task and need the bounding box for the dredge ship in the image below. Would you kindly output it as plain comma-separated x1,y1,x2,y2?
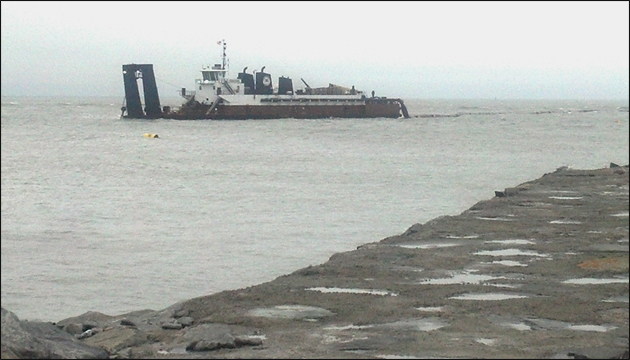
121,40,410,120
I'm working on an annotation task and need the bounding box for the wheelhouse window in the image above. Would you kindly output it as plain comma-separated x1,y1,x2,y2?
202,71,220,82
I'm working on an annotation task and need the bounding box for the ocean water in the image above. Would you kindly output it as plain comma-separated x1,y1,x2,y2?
1,96,628,322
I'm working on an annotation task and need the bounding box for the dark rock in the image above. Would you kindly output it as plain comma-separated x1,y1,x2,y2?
56,311,115,327
180,323,242,352
186,337,236,352
566,348,630,359
161,322,183,330
401,222,423,236
176,316,194,327
119,319,136,327
1,307,108,359
504,186,525,196
174,309,190,318
234,336,263,347
82,327,147,355
82,320,98,331
293,265,323,276
62,322,84,335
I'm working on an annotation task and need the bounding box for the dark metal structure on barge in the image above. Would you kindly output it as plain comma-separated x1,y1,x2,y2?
121,64,162,119
121,41,410,120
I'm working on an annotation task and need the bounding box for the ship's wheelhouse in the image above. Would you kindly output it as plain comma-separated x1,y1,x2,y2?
198,64,225,84
201,64,225,82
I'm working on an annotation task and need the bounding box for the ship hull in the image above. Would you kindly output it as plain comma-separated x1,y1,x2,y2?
162,98,404,120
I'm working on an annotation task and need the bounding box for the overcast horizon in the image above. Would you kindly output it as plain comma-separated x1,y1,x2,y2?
1,1,629,100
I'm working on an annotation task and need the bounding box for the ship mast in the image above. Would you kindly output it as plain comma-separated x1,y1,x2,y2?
221,39,227,70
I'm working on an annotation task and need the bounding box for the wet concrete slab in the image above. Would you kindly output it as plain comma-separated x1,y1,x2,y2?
76,165,628,359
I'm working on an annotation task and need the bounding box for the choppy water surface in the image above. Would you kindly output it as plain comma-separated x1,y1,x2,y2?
1,97,628,321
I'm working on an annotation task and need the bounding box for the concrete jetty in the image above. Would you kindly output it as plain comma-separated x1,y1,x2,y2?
2,165,628,359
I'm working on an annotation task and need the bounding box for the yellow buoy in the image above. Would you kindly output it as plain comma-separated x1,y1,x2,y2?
143,133,159,138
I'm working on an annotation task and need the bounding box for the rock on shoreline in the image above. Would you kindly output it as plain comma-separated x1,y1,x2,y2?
2,165,629,359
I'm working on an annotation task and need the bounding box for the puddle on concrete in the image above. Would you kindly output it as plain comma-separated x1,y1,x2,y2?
476,216,516,221
247,305,334,319
549,219,583,224
587,243,629,252
449,293,529,300
326,318,447,333
506,322,533,331
611,211,629,217
445,235,479,239
381,318,448,332
562,277,629,285
306,287,398,296
602,295,629,303
391,265,424,273
322,334,368,345
324,324,374,331
394,243,460,249
602,191,630,196
415,306,444,312
418,272,505,285
567,324,618,332
522,201,554,207
485,283,521,288
484,239,536,245
476,338,497,346
487,260,528,266
498,317,618,332
548,196,583,200
474,249,550,257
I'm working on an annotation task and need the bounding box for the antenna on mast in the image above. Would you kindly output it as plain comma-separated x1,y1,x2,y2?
221,39,227,70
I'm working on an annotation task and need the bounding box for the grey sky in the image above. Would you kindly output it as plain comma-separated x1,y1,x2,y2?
1,1,628,99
